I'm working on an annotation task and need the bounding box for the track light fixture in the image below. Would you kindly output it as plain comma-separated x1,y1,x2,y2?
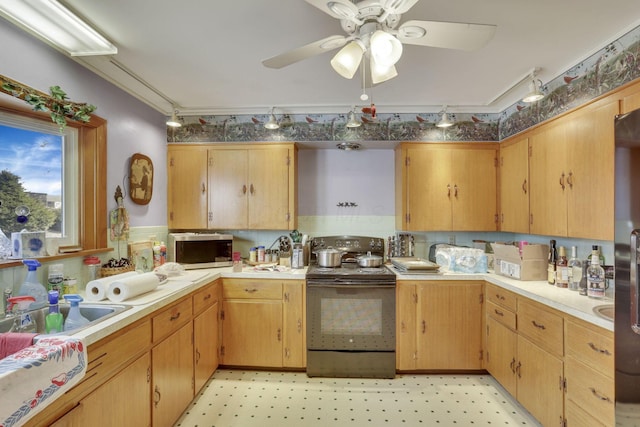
166,109,182,128
346,108,361,128
522,72,544,103
264,107,280,129
436,105,454,128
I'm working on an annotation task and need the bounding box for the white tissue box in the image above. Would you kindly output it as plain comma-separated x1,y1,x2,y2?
12,231,46,258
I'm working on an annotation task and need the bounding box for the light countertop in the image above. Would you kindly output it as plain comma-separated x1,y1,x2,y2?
73,264,613,348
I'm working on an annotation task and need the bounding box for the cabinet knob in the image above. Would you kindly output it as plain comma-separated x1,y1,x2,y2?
201,183,206,194
447,184,451,198
559,172,566,190
522,179,527,194
454,184,458,198
242,184,247,194
154,386,161,407
567,171,574,189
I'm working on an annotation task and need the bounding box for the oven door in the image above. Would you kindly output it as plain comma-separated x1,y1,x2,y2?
306,282,395,352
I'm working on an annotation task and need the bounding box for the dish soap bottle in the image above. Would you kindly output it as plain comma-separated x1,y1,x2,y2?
18,259,47,310
63,294,90,331
45,291,64,334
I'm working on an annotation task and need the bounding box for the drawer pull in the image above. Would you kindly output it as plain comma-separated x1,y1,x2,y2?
203,293,212,301
494,309,504,317
589,387,612,403
531,320,546,330
588,342,612,356
170,312,181,321
244,288,258,293
496,293,505,301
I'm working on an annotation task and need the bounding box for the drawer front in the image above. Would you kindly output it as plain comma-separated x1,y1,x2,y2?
518,299,563,356
486,300,516,330
153,297,193,342
565,398,608,427
566,319,614,379
193,281,220,315
486,284,517,311
223,279,283,300
566,355,615,426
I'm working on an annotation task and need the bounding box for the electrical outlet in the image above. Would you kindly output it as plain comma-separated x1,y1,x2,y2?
449,235,456,245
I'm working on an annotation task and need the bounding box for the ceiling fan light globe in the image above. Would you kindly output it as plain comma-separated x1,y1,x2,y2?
370,30,403,66
370,56,398,84
330,41,364,79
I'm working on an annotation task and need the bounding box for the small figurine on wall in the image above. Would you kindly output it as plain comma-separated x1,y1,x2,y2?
129,153,153,205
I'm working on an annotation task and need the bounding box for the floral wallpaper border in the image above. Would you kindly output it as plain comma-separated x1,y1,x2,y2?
168,24,640,144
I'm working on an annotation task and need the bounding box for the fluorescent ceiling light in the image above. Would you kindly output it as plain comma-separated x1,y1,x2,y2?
0,0,117,56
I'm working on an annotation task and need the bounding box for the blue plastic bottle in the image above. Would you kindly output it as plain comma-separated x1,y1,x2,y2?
63,294,90,331
18,259,47,310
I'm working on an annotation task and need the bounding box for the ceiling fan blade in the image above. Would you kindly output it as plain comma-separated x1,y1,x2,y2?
398,20,497,51
262,35,348,69
382,0,419,15
304,0,359,21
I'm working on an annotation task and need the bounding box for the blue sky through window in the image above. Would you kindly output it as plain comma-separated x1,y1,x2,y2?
0,124,63,196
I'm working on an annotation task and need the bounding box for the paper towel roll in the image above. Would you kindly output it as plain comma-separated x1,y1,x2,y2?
107,272,160,302
85,271,139,301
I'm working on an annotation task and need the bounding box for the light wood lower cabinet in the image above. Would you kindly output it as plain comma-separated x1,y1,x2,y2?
485,283,614,427
396,281,483,370
193,282,221,393
221,278,305,368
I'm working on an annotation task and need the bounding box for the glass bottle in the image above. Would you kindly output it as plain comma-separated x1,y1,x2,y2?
555,246,569,288
586,248,606,299
547,240,557,285
568,246,581,291
586,245,605,266
578,260,589,295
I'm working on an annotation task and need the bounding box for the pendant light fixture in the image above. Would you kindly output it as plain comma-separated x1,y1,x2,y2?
166,109,182,128
264,107,280,129
436,105,454,128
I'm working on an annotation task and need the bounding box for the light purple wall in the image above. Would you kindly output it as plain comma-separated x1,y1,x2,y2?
0,19,167,227
298,149,395,216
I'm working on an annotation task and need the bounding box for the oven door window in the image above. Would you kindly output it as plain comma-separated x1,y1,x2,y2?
307,285,395,351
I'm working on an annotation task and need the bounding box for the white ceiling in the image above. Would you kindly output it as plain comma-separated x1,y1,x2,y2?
60,0,640,117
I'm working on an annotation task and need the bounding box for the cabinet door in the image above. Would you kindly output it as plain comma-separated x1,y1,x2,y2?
396,282,417,370
194,301,219,393
417,282,483,370
485,316,517,396
566,99,616,240
167,146,208,229
529,121,568,236
405,146,452,230
208,149,248,229
283,281,305,368
499,137,530,233
516,335,564,427
222,300,283,367
152,323,194,427
56,353,151,427
451,147,497,231
248,147,292,229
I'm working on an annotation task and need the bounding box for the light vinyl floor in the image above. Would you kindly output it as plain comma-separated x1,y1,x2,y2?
175,369,542,427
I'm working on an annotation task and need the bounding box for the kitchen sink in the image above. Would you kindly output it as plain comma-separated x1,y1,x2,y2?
0,303,131,335
593,304,614,321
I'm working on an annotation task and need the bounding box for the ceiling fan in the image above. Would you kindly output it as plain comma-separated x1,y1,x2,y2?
262,0,496,85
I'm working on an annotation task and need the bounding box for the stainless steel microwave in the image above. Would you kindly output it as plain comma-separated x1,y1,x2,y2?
167,233,233,269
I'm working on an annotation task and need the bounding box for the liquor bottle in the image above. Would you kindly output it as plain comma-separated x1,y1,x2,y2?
555,246,569,288
586,245,605,266
586,247,606,299
567,246,581,291
547,239,557,285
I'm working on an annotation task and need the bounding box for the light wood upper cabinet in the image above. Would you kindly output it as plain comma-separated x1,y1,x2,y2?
167,145,209,229
396,143,498,231
208,144,297,230
499,136,530,233
529,99,617,240
167,143,297,231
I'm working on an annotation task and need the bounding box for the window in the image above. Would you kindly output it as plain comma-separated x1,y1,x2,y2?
0,111,79,250
0,95,107,262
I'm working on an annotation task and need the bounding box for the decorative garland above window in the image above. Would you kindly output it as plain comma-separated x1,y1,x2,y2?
0,74,96,130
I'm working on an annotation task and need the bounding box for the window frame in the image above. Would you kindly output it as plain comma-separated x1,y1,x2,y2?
0,95,108,268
